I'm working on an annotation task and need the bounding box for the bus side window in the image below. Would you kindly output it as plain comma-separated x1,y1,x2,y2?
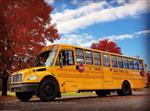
62,50,74,66
129,59,134,69
133,59,139,70
56,50,74,66
93,52,101,66
139,60,143,70
123,58,129,69
85,50,93,65
111,55,117,68
68,51,74,65
118,57,123,68
102,54,110,67
76,48,84,64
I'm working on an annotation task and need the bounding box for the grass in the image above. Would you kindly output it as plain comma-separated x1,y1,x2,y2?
0,91,15,97
62,91,96,97
8,91,16,96
0,91,96,97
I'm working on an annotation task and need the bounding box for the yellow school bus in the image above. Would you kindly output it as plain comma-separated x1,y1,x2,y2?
11,44,148,102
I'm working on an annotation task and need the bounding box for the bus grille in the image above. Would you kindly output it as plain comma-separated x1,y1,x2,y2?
12,74,23,83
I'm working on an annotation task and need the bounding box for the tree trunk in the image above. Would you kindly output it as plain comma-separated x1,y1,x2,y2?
2,76,8,96
1,70,9,96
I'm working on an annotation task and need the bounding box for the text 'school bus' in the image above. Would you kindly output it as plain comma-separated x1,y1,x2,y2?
11,44,148,102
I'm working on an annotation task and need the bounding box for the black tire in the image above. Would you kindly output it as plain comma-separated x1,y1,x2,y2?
38,79,59,102
117,81,132,96
16,92,33,102
96,90,109,96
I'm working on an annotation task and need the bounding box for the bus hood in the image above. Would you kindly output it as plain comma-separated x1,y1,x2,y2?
13,66,50,75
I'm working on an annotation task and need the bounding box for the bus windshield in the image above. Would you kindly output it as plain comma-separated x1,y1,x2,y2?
34,49,57,67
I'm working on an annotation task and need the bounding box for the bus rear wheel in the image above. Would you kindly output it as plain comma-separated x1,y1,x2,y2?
16,92,33,102
96,90,110,96
117,81,132,96
38,79,58,102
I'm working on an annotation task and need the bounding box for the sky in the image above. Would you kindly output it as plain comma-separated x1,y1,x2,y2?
45,0,150,70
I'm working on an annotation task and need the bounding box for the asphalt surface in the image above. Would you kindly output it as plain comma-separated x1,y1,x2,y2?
0,88,150,111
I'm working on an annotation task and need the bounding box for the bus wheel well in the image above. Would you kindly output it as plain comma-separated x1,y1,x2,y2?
39,75,61,97
117,80,132,96
123,80,131,86
122,80,132,90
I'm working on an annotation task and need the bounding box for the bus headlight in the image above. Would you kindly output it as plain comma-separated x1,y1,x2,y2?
27,75,38,80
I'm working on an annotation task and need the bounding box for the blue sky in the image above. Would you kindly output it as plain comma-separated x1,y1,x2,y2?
45,0,150,70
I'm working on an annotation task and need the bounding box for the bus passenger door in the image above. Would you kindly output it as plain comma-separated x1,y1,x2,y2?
54,49,79,92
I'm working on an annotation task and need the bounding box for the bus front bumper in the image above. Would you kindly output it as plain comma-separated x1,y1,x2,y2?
11,83,39,92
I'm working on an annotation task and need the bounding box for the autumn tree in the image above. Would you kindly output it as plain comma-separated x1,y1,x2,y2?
0,0,60,96
91,39,122,54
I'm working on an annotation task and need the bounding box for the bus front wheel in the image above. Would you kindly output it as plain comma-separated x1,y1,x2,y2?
117,81,132,96
38,79,58,102
16,92,33,102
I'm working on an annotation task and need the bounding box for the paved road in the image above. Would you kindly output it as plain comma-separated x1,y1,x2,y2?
0,88,150,111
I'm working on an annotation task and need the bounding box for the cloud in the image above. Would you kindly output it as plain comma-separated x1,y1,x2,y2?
111,0,127,5
72,0,78,5
100,29,150,41
134,29,150,35
46,33,96,47
71,0,100,7
52,0,150,34
45,0,55,5
46,29,150,47
100,34,133,41
52,1,110,23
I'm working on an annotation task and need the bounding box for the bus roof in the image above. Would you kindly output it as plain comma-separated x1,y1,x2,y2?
41,44,144,61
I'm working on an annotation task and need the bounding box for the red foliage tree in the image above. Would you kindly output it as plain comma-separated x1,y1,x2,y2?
0,0,60,96
91,39,122,54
